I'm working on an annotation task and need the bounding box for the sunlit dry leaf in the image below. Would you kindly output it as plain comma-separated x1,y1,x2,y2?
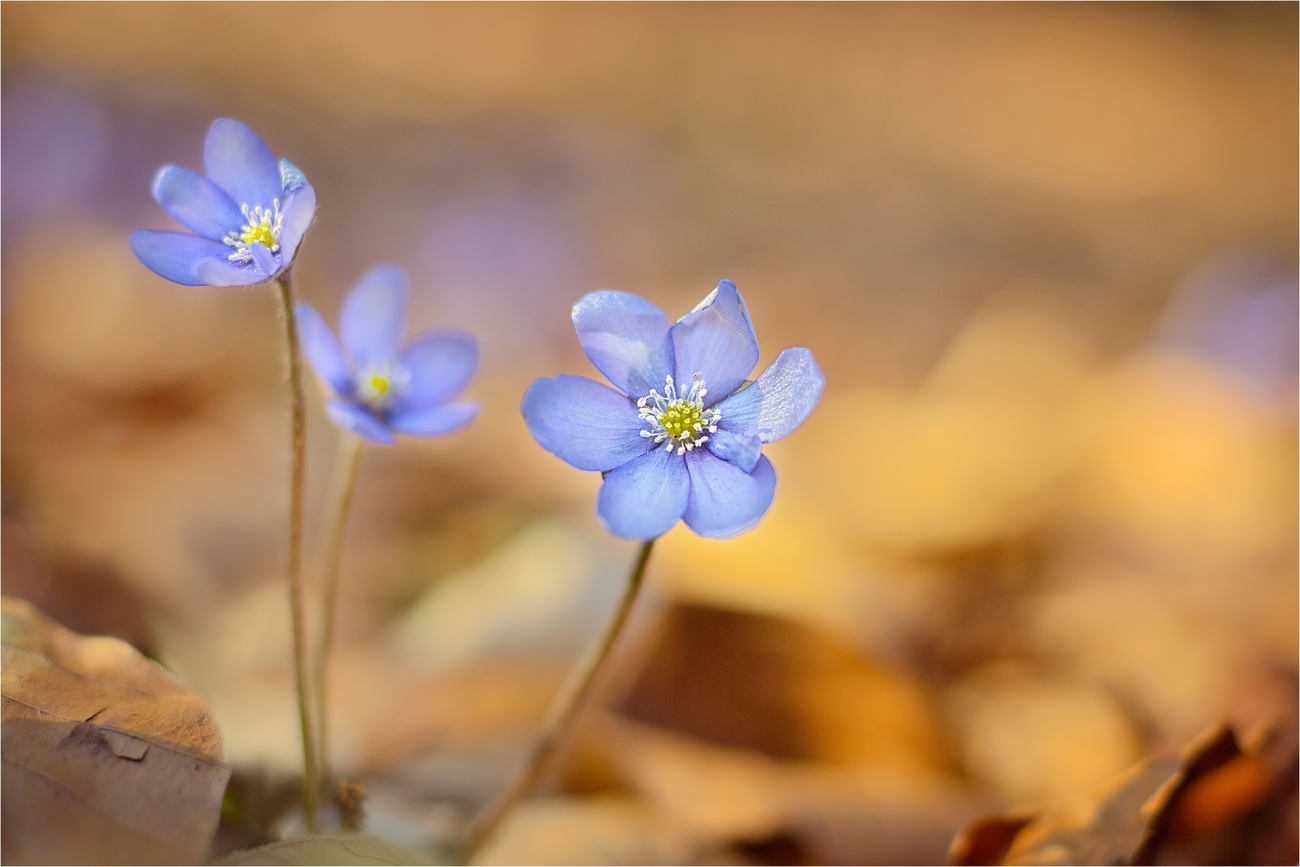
951,723,1297,866
218,833,435,866
803,303,1092,550
1,596,230,865
471,796,699,866
944,663,1141,804
617,603,949,773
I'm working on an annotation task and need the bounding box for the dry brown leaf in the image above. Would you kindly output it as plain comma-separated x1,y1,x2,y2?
950,722,1299,866
218,832,435,866
471,795,699,866
1,596,230,865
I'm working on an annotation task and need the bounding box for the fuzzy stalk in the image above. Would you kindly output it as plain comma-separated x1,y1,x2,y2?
458,539,656,861
275,271,320,831
314,432,363,790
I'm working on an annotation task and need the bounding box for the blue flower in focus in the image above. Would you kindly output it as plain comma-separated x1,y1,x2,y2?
296,264,480,446
130,118,317,286
522,280,824,540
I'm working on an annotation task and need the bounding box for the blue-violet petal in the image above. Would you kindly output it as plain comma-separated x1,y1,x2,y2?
278,184,316,266
715,347,824,443
388,401,479,437
597,446,690,540
341,263,409,368
326,400,395,446
203,118,283,211
521,375,652,472
572,291,674,397
296,303,355,396
151,165,243,240
130,230,236,287
670,280,760,405
396,330,479,408
249,242,279,279
705,428,763,473
682,451,777,539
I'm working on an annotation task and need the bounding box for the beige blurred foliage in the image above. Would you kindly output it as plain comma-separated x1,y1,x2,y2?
2,3,1295,864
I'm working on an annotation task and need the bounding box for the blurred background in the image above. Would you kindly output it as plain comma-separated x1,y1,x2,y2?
2,4,1296,864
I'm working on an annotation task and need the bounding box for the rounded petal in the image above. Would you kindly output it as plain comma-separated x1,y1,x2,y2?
395,330,478,408
522,375,653,472
278,183,316,266
715,347,825,443
193,256,268,287
326,400,394,446
151,165,242,240
249,241,280,278
341,264,409,369
296,303,354,396
597,446,690,540
388,401,479,438
203,118,283,209
671,280,760,405
682,452,777,539
705,428,763,473
130,230,237,286
572,291,674,397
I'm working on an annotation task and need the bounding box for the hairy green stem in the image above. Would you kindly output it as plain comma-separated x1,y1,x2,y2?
314,432,363,791
458,539,656,862
275,272,319,831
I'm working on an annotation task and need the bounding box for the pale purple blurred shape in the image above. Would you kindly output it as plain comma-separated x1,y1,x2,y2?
1,76,108,243
1154,252,1298,412
413,190,593,362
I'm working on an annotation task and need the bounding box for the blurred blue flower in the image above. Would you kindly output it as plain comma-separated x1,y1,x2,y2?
297,264,480,446
523,280,824,540
130,118,316,286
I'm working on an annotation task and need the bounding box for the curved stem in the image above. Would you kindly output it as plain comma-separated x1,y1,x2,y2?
275,272,319,831
458,539,656,862
314,432,363,791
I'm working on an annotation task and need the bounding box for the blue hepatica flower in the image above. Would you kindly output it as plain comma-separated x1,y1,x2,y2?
296,264,480,446
523,280,825,540
130,118,316,286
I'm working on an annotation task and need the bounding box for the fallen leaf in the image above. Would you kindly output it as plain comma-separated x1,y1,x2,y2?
218,833,435,866
950,721,1299,866
1,596,231,865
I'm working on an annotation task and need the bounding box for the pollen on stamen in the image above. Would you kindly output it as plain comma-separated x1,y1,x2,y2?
638,372,722,456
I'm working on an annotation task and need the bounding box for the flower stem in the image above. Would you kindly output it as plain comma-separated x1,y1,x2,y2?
314,432,363,791
458,539,656,862
275,272,320,832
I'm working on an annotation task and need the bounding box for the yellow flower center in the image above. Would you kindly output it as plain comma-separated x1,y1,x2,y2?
223,200,285,263
638,373,721,456
368,374,391,397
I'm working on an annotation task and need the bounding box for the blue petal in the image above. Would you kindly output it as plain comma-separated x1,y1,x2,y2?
597,446,690,540
682,451,777,539
521,375,652,472
279,183,316,266
388,401,479,438
249,242,280,278
193,256,267,287
670,280,760,406
395,330,478,408
130,230,236,286
326,400,395,446
279,158,309,194
705,428,763,473
296,302,354,396
203,118,282,209
151,165,243,240
572,291,674,397
341,263,408,369
715,347,824,443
